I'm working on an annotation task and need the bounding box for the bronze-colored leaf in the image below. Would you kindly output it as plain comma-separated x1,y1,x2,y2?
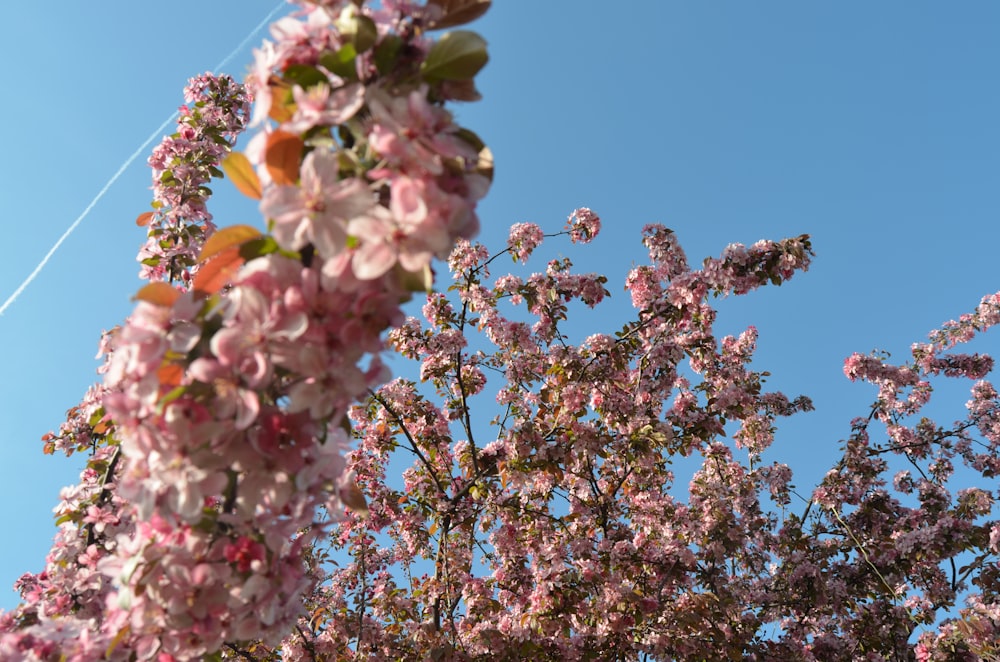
193,246,245,295
264,130,304,186
198,225,262,263
427,0,491,30
133,282,181,307
221,152,262,200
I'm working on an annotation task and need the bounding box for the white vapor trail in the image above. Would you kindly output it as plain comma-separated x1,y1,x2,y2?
0,114,178,317
215,1,287,73
0,1,286,317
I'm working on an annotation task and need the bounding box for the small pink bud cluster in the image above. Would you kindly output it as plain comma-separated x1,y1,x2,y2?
138,74,252,284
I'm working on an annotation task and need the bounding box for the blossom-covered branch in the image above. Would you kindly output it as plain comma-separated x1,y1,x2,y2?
0,71,252,661
138,73,252,285
2,0,493,658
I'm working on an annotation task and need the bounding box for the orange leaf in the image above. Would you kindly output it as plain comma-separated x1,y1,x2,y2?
135,211,156,227
133,282,181,307
270,102,294,123
157,363,184,387
193,247,245,295
105,625,131,658
265,130,304,186
198,225,262,263
221,152,262,200
268,78,295,123
340,480,369,518
309,606,329,630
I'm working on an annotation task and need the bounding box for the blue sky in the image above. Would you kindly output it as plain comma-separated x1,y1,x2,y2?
1,1,999,612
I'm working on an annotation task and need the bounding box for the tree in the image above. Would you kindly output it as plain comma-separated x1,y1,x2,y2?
230,218,1000,660
3,0,1000,660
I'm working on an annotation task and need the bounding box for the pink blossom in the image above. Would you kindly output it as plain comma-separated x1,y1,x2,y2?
348,176,448,279
284,81,364,133
367,85,476,174
260,147,374,258
81,506,119,534
567,207,601,243
224,537,266,574
507,222,544,263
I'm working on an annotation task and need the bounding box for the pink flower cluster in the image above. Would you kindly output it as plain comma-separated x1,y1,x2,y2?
269,218,824,658
138,74,252,284
506,222,544,263
40,382,106,457
2,0,492,659
788,295,1000,656
0,74,250,661
927,292,1000,350
244,217,999,659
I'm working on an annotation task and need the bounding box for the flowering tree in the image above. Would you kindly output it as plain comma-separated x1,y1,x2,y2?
3,0,1000,660
219,216,995,660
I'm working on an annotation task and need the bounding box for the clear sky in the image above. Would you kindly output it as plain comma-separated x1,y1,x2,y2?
1,1,999,612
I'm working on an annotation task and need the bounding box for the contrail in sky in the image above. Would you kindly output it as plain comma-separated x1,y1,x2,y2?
0,1,286,317
0,114,178,317
215,1,287,72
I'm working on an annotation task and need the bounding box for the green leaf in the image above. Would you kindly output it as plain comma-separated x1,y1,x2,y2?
54,512,75,526
353,15,378,52
87,409,106,427
421,30,489,82
283,65,328,89
397,263,434,294
336,10,378,53
157,385,189,412
374,35,403,75
318,45,358,80
238,236,280,261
